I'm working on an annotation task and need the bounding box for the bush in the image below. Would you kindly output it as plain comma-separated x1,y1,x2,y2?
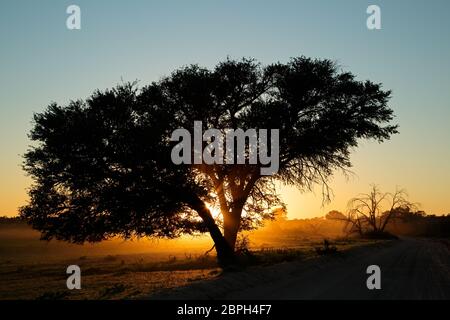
315,239,337,255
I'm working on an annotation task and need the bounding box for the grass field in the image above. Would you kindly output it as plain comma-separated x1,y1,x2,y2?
0,222,380,300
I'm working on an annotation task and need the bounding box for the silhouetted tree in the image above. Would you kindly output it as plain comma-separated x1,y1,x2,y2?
325,210,346,220
346,185,415,235
20,57,397,266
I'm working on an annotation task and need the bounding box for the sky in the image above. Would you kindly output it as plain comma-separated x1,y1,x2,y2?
0,0,449,219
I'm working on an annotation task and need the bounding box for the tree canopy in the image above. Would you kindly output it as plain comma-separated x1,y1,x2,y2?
21,57,398,266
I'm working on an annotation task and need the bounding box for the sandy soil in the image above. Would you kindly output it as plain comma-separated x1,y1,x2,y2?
146,238,450,300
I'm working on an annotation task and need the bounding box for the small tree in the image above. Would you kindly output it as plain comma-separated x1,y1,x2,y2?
20,57,397,266
346,185,416,235
325,210,346,220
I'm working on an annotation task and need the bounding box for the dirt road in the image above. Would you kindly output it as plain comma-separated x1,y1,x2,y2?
148,238,450,300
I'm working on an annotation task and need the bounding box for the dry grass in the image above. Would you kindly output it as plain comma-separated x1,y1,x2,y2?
0,253,221,300
0,223,381,300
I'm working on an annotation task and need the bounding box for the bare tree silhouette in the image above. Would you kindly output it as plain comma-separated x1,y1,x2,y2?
345,185,416,236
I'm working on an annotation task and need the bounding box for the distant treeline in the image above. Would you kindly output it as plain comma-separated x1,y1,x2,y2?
0,216,26,224
258,210,450,239
2,212,449,238
385,211,450,238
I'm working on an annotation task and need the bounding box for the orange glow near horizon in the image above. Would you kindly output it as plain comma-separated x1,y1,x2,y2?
2,142,450,220
2,169,449,220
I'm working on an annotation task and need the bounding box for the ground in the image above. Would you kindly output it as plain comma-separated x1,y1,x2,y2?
1,223,449,300
147,238,450,300
0,222,374,299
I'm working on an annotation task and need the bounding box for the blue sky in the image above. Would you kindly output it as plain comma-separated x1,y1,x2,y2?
1,0,449,217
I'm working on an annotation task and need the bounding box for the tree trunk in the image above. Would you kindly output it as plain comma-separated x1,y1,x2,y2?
223,212,241,250
190,197,236,267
